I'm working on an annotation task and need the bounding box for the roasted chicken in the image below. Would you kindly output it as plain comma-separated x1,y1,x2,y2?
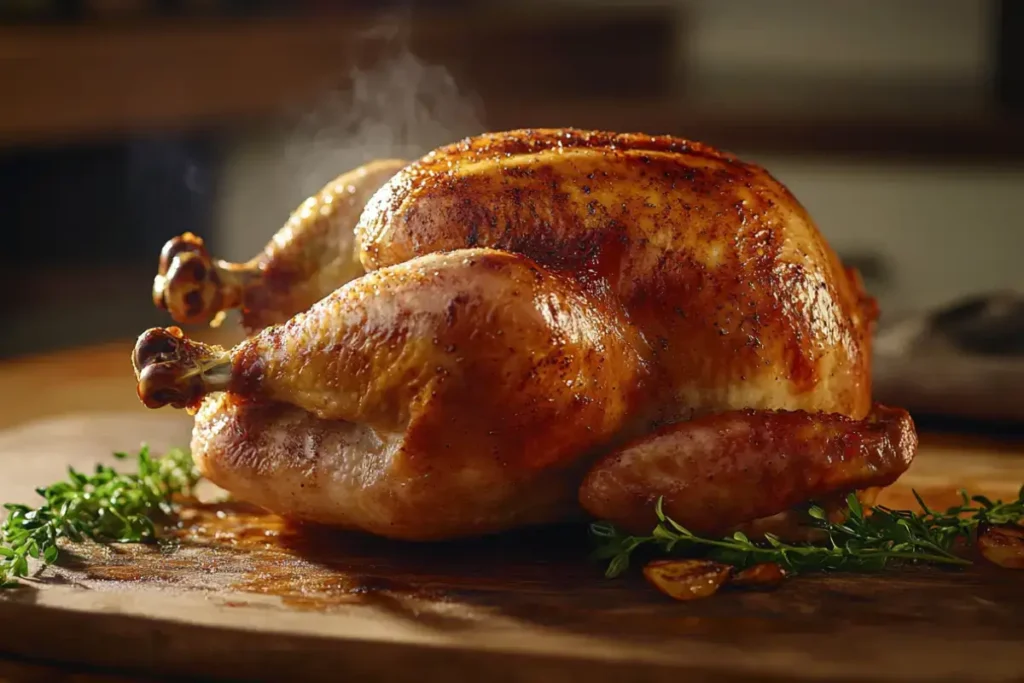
134,128,917,541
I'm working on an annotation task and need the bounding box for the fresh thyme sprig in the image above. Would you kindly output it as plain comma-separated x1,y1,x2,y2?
0,445,200,587
591,487,1024,578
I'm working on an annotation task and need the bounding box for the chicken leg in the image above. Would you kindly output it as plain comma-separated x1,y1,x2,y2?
153,159,407,333
134,248,653,539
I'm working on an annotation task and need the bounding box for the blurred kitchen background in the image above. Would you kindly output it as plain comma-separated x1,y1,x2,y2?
1,0,1021,419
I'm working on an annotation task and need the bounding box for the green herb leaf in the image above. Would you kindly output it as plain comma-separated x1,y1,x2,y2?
42,545,58,564
0,446,199,587
590,487,1024,577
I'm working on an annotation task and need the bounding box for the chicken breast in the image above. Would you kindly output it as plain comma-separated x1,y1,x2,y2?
357,129,875,423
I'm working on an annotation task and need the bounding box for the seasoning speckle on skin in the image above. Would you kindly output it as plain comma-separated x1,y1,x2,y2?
356,128,872,423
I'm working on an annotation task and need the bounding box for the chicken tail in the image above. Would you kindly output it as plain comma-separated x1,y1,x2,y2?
132,326,231,410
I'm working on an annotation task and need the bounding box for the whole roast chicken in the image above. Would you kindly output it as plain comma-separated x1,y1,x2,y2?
133,129,917,541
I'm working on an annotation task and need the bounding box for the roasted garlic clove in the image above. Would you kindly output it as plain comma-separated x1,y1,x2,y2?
978,525,1024,569
730,562,787,589
642,559,732,601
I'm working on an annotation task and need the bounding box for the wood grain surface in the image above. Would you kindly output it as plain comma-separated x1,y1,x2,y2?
2,340,1024,682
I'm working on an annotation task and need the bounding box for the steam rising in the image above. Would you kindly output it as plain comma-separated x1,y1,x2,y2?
282,20,486,197
218,13,486,262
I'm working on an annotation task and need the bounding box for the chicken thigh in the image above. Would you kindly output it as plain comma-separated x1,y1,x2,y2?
133,129,917,540
136,249,651,539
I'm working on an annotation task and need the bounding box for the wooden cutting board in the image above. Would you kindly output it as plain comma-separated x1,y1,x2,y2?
2,412,1024,683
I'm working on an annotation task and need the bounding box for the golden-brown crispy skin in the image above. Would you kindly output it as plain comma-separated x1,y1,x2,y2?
133,129,915,541
357,129,874,423
192,396,591,540
579,404,917,535
181,248,652,539
230,249,652,447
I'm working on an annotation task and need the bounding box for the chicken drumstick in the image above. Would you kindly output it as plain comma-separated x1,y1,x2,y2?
153,158,407,333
